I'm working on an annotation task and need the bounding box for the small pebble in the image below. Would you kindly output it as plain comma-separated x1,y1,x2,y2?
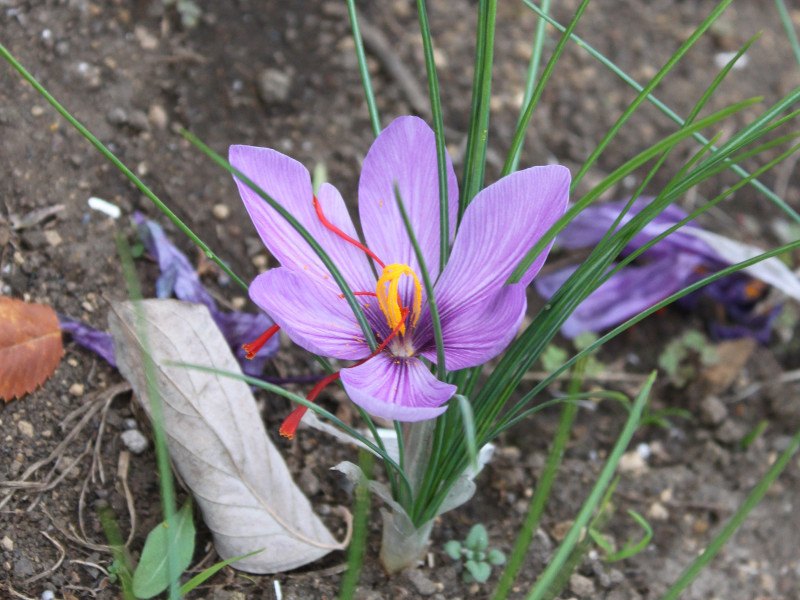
69,383,85,397
256,68,293,105
41,591,55,600
148,104,168,129
31,105,45,117
569,573,596,598
403,568,438,596
618,450,647,474
1,536,14,551
128,110,150,132
44,230,63,247
212,203,231,220
699,395,728,426
107,107,128,126
647,502,669,521
123,418,138,430
18,421,34,438
121,429,148,454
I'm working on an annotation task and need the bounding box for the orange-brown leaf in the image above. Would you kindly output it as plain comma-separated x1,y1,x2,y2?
0,297,64,402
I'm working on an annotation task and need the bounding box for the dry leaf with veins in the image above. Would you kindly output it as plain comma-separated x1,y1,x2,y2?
0,297,63,402
109,299,345,573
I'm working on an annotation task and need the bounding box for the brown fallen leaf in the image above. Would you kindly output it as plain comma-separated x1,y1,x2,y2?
0,297,64,402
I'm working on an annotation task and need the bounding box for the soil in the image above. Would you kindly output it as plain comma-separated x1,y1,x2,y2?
2,1,800,599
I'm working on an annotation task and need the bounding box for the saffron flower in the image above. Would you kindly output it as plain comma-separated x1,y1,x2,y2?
534,197,799,341
232,116,569,432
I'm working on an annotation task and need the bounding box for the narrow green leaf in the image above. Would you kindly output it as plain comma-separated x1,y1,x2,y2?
414,0,451,269
346,0,381,137
455,395,477,471
0,43,248,291
178,549,264,594
604,510,653,561
133,500,195,599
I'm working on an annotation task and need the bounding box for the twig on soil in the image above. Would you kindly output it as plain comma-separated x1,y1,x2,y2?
0,383,131,511
23,531,66,585
615,490,732,514
42,504,110,553
728,367,800,403
27,440,93,512
1,584,37,600
70,559,111,577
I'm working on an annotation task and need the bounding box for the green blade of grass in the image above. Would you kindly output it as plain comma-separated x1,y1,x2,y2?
659,428,800,600
0,43,248,292
520,0,800,224
461,0,497,215
502,0,592,177
775,0,800,70
415,0,451,270
524,373,656,600
507,0,551,173
346,0,381,137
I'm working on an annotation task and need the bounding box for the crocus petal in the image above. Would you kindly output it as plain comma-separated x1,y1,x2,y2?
358,116,458,278
434,165,570,323
230,146,375,293
59,315,117,368
249,267,372,360
134,213,216,310
537,253,705,338
418,284,527,370
340,353,456,421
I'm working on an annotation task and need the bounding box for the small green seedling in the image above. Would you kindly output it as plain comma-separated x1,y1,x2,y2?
657,329,718,387
443,524,506,583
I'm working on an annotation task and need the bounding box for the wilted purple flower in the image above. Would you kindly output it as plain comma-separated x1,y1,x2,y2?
61,216,279,376
534,197,789,342
231,116,570,428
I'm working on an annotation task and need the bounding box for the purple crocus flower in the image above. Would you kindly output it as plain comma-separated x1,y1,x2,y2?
534,197,797,341
231,116,570,427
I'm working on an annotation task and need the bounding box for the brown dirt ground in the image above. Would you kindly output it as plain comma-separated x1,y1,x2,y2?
2,1,800,599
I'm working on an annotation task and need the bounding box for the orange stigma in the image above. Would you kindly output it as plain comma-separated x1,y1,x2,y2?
242,324,281,359
314,196,385,268
278,308,409,439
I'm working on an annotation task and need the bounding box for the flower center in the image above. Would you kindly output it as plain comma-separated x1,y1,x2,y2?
376,263,422,336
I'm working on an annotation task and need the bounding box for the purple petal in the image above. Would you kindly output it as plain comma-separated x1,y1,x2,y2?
537,253,705,338
134,213,216,310
418,284,527,370
339,353,455,421
230,147,375,294
58,314,117,368
433,165,570,324
358,116,458,279
556,198,712,260
249,267,372,360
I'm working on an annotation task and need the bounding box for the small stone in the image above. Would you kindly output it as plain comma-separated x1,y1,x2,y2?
41,591,55,600
44,230,63,247
212,203,231,220
106,107,128,126
148,104,168,130
18,420,34,438
13,557,34,577
699,395,727,426
647,502,669,521
121,429,148,454
231,296,247,311
134,25,159,50
403,568,438,596
31,105,45,117
1,536,14,551
256,68,293,105
714,419,748,444
569,573,595,598
618,450,647,474
692,518,709,535
69,383,85,397
128,110,150,132
550,520,573,542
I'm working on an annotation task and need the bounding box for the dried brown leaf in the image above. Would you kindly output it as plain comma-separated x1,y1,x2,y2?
0,297,63,402
108,299,344,573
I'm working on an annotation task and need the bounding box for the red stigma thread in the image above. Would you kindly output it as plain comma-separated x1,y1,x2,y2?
279,308,409,439
242,324,280,359
313,196,385,268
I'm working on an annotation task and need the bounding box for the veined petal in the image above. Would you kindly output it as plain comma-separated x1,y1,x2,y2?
419,284,527,370
230,146,375,293
359,116,458,279
249,267,372,360
434,165,570,322
340,354,456,421
536,253,705,338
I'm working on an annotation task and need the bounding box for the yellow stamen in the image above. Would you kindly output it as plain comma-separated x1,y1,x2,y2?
375,263,422,336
